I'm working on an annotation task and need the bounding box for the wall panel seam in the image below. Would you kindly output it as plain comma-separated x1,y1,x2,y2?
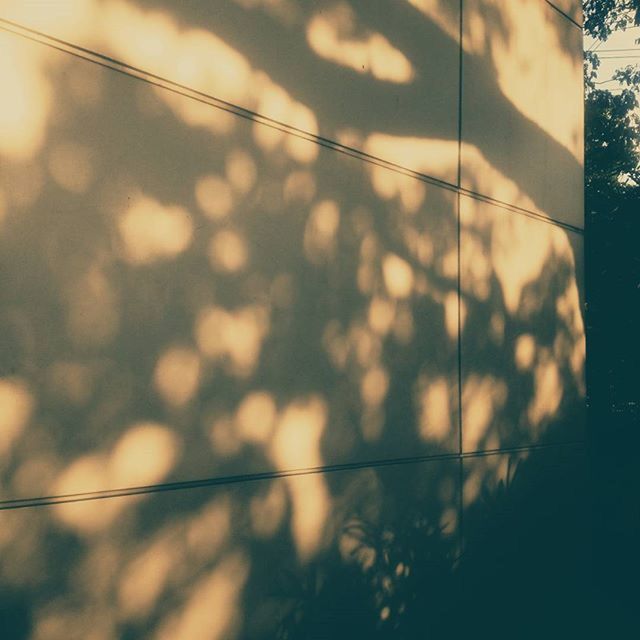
0,17,584,235
0,441,587,513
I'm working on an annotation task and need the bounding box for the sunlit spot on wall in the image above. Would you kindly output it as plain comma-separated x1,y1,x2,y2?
360,366,389,411
253,75,318,162
339,519,376,570
415,375,452,442
250,479,287,538
208,230,249,273
383,253,414,299
65,264,119,347
528,351,563,428
156,552,249,640
444,291,458,340
368,165,426,215
0,188,7,227
47,141,94,193
460,229,491,301
368,296,396,337
73,538,120,600
119,532,180,620
464,0,582,161
52,455,123,533
270,397,331,561
235,391,277,444
556,281,586,385
0,35,52,160
195,175,234,220
322,320,349,371
360,364,388,442
462,375,507,451
159,89,236,135
351,324,382,368
0,378,34,457
405,0,461,41
52,422,179,533
461,146,540,218
101,1,252,105
515,334,536,370
226,149,257,195
283,170,316,204
118,194,193,265
109,422,180,488
365,135,459,185
489,206,553,314
154,346,201,407
306,3,415,84
46,361,94,406
186,497,231,561
304,199,341,264
195,305,270,377
33,607,117,640
2,0,97,41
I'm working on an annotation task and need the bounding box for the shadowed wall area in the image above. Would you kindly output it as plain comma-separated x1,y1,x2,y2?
0,1,586,637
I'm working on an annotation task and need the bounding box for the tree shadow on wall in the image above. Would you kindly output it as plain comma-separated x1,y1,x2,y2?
274,442,591,640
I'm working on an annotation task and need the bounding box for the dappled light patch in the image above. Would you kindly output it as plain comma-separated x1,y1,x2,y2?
365,135,459,185
462,375,507,451
195,305,270,377
155,552,249,640
0,378,34,457
208,229,249,273
118,194,193,265
234,391,277,444
252,76,319,162
270,397,330,561
0,0,586,634
515,333,536,371
464,0,582,161
0,34,53,161
51,423,179,533
225,148,257,195
527,351,563,428
119,531,180,620
102,1,252,104
382,253,414,299
303,199,341,264
153,346,202,408
415,375,453,443
195,175,234,220
306,2,415,84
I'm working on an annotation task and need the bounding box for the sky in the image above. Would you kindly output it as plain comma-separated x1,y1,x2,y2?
585,23,640,92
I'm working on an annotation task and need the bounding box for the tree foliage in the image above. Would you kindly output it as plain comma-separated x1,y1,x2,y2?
584,0,640,41
584,2,640,199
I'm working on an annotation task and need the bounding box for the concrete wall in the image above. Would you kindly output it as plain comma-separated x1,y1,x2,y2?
0,1,585,637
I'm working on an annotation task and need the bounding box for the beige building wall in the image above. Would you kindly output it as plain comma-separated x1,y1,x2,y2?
0,1,584,637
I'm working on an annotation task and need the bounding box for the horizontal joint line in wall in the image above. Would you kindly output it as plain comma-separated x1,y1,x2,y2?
0,18,583,236
543,1,582,29
0,440,586,512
